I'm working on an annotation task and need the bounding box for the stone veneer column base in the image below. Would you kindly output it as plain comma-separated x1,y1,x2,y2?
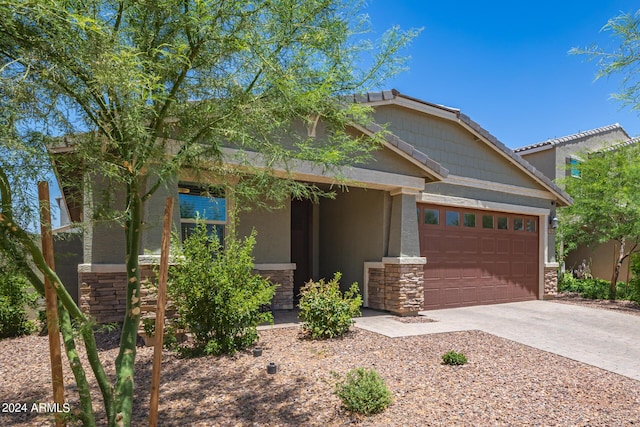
544,264,559,298
366,257,426,315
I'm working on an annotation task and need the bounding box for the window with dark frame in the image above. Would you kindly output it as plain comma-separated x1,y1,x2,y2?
178,184,227,243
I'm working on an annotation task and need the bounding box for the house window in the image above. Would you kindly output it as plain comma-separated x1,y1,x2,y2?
424,209,439,225
569,157,581,178
463,213,476,227
178,184,226,243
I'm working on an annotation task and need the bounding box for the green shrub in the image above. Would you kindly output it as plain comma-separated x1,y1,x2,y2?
298,272,362,339
441,350,467,366
335,367,392,414
628,254,640,302
168,223,276,356
0,271,38,339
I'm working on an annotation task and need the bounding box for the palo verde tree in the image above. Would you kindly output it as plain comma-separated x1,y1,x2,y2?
557,144,640,300
567,8,640,299
0,1,418,425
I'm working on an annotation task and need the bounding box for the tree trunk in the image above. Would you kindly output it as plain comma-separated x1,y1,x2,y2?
610,238,625,300
113,181,143,427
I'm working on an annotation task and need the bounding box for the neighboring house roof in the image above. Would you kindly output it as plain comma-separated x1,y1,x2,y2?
513,123,630,154
354,89,573,206
599,135,640,153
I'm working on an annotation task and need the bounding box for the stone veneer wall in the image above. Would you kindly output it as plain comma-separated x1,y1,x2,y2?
366,267,386,310
544,266,558,297
80,264,295,323
79,264,156,324
366,262,425,315
253,269,294,310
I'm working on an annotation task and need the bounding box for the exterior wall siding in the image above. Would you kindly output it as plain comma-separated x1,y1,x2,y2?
373,105,543,190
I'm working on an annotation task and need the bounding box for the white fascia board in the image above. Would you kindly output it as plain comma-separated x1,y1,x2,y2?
369,97,459,121
221,147,426,192
515,144,554,156
418,192,550,216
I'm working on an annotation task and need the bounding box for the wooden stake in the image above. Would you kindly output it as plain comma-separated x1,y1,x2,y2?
148,197,174,427
38,181,65,427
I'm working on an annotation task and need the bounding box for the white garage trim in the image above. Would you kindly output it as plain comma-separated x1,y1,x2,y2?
418,193,550,217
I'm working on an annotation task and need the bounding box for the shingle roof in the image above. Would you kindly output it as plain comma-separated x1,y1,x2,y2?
356,89,573,206
513,124,629,153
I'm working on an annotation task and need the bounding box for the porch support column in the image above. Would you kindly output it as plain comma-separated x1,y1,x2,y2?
387,189,421,257
375,188,426,315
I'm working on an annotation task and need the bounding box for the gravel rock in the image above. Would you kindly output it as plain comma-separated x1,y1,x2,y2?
1,302,640,426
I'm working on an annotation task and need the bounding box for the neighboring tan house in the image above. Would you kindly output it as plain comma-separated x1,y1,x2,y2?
52,89,571,321
514,124,636,282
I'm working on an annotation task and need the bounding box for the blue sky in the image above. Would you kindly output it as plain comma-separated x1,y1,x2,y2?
365,0,640,148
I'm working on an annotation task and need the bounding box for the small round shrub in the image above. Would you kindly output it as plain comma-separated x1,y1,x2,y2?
335,367,392,414
298,272,362,339
442,350,467,366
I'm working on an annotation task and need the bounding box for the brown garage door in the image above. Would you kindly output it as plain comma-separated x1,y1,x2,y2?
418,204,539,310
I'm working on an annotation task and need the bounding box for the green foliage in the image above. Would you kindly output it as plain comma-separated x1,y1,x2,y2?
441,350,468,366
168,223,276,356
335,367,392,414
557,144,640,298
298,272,362,339
624,253,640,302
558,272,637,301
0,270,38,339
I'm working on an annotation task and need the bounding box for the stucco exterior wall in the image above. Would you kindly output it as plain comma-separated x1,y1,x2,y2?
84,175,127,264
519,148,557,182
237,200,291,264
141,175,181,254
565,240,632,283
553,128,629,181
319,188,387,291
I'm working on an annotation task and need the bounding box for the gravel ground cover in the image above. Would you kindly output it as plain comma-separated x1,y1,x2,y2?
1,298,640,426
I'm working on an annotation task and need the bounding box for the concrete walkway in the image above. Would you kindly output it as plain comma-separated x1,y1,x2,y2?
354,300,640,381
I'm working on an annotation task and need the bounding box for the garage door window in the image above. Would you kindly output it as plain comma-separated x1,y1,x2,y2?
463,213,476,227
446,211,460,226
424,209,439,225
514,218,524,231
497,216,508,230
526,219,536,232
482,215,494,229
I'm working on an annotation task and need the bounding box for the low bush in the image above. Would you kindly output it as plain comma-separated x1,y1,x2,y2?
298,272,362,339
335,367,392,414
441,350,467,366
168,223,276,356
0,271,38,339
558,273,632,300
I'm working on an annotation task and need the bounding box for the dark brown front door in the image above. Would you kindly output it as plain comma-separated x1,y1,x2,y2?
418,204,539,310
291,199,313,302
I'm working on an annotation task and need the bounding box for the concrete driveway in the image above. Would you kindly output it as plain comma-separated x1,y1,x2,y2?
354,300,640,381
